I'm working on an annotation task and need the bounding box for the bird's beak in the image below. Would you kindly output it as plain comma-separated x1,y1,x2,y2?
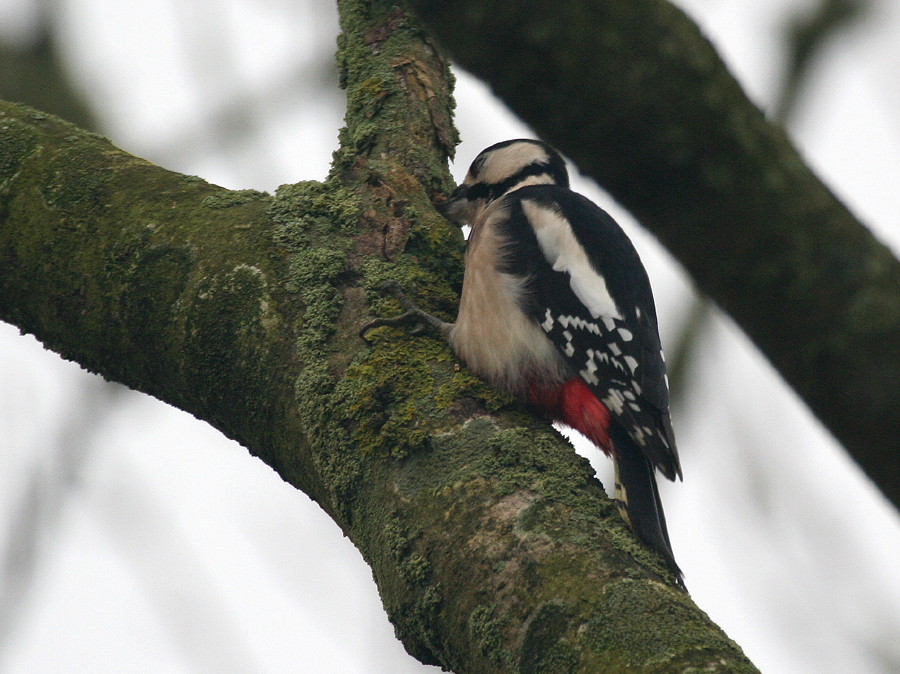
438,184,469,226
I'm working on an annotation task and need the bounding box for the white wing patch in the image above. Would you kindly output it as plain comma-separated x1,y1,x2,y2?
562,330,575,356
624,355,639,374
542,308,555,331
581,350,600,385
522,200,623,321
556,314,601,335
602,388,626,415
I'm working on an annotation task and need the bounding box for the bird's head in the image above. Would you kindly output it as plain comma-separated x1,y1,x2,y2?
441,139,569,226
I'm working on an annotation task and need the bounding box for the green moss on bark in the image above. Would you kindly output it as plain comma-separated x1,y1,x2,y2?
202,188,269,209
0,116,37,190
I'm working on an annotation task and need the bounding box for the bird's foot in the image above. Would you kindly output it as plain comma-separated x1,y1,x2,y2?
360,280,450,341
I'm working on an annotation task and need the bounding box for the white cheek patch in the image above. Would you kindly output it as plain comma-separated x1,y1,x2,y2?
523,199,624,321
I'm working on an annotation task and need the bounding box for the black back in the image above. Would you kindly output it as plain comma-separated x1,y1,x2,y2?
496,184,680,480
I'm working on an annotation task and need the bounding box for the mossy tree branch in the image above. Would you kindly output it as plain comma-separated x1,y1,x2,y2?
0,1,759,672
409,0,900,512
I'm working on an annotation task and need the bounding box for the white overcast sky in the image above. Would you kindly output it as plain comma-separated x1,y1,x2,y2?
1,0,900,673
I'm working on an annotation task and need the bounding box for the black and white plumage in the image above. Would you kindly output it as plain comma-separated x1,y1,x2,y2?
442,139,683,583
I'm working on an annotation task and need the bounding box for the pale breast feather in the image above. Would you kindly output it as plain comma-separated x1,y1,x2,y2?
450,199,570,394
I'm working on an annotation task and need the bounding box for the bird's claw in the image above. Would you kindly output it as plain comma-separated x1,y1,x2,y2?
360,281,442,342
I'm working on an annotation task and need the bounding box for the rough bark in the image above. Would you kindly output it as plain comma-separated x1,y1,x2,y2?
409,0,900,512
0,1,760,672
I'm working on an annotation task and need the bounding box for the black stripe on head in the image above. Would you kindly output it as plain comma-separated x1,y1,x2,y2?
464,162,563,203
468,153,487,180
467,139,570,201
535,142,569,189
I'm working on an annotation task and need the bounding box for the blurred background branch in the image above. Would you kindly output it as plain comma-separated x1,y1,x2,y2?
667,0,870,410
777,0,867,124
0,11,94,129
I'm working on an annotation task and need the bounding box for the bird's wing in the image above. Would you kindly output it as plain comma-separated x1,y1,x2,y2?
497,186,681,480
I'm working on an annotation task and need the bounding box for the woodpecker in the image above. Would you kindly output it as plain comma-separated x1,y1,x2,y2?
365,139,683,585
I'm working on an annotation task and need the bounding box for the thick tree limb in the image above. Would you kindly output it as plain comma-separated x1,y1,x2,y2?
409,0,900,512
0,1,759,671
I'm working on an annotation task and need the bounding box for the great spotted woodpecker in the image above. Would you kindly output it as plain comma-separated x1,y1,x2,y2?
364,139,683,585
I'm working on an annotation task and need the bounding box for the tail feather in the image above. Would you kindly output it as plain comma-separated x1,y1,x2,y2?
611,423,684,589
540,377,684,588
